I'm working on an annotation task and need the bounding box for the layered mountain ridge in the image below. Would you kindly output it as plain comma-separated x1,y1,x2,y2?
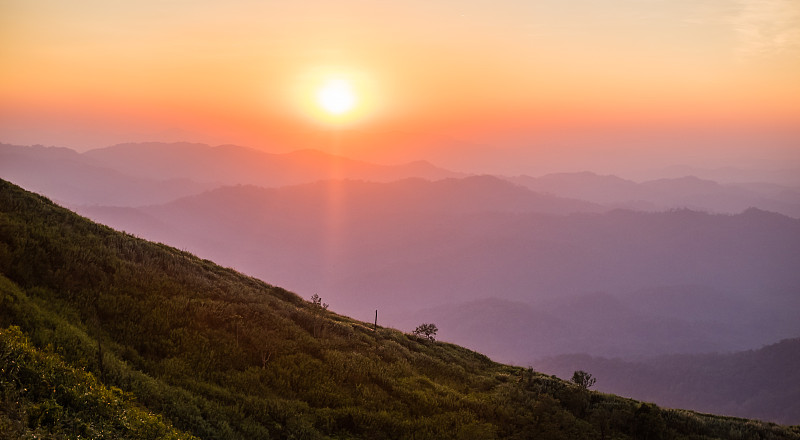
2,178,799,438
2,141,799,427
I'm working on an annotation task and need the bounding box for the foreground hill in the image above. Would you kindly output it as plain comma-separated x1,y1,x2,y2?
535,338,800,425
1,178,798,438
0,325,193,439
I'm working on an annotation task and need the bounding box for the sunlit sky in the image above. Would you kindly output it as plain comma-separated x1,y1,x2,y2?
2,0,799,176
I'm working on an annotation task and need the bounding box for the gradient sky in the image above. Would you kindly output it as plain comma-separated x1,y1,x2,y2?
2,0,799,176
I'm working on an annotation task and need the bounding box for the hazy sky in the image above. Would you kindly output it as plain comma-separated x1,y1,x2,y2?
2,0,799,175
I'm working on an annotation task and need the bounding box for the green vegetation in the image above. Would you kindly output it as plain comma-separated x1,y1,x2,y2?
0,325,192,439
1,178,798,439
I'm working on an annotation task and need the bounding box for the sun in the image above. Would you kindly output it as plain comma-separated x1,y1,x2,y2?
290,68,377,127
316,78,356,116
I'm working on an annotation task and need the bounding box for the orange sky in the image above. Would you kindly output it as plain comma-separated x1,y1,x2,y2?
1,0,799,176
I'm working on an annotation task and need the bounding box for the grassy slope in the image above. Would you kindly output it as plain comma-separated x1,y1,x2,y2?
0,178,798,439
0,323,193,439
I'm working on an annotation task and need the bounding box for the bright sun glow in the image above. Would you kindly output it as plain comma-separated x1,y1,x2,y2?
317,79,356,115
291,68,378,127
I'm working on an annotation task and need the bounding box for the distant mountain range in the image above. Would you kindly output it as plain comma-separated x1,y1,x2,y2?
534,338,800,425
0,142,462,206
3,141,800,427
84,142,464,186
508,172,800,217
0,143,215,206
3,142,799,216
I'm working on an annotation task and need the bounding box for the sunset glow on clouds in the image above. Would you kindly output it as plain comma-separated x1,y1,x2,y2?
1,0,798,175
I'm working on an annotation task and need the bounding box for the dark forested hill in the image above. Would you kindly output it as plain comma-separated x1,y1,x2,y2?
535,338,800,425
2,178,799,438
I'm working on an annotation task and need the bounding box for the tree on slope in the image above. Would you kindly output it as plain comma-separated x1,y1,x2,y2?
413,323,438,341
571,370,596,389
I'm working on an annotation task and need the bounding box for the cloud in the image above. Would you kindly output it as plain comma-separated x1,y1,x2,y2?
731,0,800,59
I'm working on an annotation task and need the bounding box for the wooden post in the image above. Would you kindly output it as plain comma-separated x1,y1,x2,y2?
374,310,378,332
97,341,104,380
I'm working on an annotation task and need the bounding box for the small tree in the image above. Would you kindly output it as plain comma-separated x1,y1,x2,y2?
309,294,329,338
412,323,438,341
571,370,596,389
310,294,329,311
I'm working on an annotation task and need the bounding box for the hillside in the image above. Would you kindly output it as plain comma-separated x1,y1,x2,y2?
2,178,799,438
535,338,800,425
0,325,193,439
